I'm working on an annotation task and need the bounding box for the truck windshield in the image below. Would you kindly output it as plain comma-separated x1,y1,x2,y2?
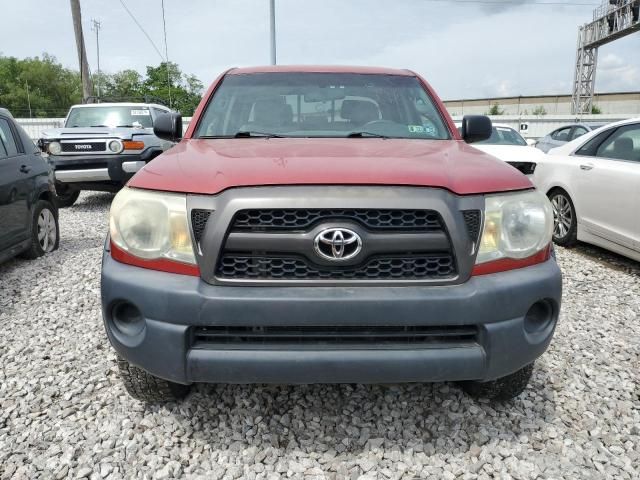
195,73,451,140
65,106,153,128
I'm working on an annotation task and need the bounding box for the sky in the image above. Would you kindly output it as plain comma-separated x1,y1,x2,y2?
1,0,639,100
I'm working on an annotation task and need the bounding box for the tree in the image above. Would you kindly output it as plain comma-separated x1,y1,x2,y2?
142,62,203,115
0,54,204,117
591,104,602,114
532,105,547,116
0,53,82,117
487,103,504,115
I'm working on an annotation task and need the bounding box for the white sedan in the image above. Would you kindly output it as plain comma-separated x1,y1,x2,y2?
457,123,545,175
533,118,640,262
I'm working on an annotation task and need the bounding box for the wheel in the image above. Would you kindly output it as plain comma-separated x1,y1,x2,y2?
55,188,80,208
548,189,578,247
459,363,534,401
20,200,60,259
116,355,191,403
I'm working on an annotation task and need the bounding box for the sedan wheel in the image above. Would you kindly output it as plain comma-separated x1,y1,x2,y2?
37,208,58,253
549,190,577,247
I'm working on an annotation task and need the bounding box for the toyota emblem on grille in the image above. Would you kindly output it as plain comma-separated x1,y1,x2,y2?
314,228,362,261
74,144,92,150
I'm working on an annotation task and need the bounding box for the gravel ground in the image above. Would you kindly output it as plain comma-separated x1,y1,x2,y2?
1,191,639,480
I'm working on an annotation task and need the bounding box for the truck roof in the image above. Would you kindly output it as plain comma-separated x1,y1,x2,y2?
228,65,415,76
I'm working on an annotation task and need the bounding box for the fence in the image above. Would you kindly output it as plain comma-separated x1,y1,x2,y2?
16,114,636,141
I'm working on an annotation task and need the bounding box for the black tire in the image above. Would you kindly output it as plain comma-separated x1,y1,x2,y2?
116,355,191,403
548,189,578,247
20,200,60,260
55,188,80,208
459,363,534,401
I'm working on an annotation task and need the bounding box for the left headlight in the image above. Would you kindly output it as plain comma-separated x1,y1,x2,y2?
109,187,195,265
476,190,553,264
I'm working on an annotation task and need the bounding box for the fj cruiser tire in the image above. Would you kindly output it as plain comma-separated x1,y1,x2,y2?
55,188,80,208
116,355,191,403
460,363,534,401
548,189,578,247
20,200,60,259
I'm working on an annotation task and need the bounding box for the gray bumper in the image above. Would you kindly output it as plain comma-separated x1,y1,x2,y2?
101,252,562,385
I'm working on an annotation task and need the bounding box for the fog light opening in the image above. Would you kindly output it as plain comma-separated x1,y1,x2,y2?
112,301,145,337
524,299,554,334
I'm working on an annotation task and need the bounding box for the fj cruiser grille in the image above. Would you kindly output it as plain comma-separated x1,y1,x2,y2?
232,209,442,231
191,324,478,348
60,142,106,152
217,254,456,280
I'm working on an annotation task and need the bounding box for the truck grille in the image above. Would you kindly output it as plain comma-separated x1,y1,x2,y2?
60,142,106,152
232,208,442,231
217,254,455,280
211,208,457,282
191,324,478,348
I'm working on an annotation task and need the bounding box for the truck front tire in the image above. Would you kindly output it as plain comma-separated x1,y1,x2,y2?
459,363,534,401
116,355,191,403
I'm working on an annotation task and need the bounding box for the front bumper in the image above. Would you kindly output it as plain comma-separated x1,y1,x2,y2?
50,148,162,190
101,248,563,385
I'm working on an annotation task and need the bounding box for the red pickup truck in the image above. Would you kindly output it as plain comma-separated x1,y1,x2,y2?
101,66,561,403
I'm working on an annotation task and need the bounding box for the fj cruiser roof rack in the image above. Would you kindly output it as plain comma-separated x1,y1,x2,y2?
83,95,170,107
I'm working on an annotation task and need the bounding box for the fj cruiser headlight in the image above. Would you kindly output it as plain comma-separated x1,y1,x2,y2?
108,140,124,153
476,190,553,264
109,187,195,265
48,141,62,155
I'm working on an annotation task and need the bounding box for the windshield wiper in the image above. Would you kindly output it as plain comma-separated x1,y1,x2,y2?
346,131,390,139
90,124,110,127
233,131,285,138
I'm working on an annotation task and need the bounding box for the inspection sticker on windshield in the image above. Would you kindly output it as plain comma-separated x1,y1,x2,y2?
409,124,436,135
131,109,150,116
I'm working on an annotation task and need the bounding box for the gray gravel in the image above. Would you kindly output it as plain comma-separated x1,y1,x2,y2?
1,191,639,479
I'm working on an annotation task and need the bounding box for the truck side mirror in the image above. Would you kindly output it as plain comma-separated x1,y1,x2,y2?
154,112,183,142
461,115,492,144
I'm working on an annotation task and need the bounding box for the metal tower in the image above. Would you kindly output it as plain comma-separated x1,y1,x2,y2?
572,0,640,115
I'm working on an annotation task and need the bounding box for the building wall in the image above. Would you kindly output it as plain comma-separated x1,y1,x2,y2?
444,92,640,116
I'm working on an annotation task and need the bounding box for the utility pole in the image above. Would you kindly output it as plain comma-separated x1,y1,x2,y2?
25,81,32,118
91,19,102,99
269,0,276,65
70,0,93,101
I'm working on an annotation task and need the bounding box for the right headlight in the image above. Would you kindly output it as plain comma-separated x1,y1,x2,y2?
109,187,196,266
476,190,553,264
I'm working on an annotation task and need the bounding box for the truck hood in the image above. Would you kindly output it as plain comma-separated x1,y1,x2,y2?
129,138,532,196
40,127,153,141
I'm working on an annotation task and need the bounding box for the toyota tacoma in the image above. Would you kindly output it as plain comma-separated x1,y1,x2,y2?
101,66,562,403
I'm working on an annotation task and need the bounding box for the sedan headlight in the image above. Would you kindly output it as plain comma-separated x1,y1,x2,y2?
109,187,195,265
48,141,62,155
476,190,553,264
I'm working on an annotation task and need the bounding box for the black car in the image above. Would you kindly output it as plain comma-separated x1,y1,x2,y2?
0,108,59,264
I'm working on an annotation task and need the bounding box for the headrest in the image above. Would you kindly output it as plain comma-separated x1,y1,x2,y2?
613,137,633,157
340,100,380,124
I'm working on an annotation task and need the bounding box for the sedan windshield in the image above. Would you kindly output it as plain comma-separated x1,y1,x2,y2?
65,106,153,128
474,126,527,146
195,73,450,140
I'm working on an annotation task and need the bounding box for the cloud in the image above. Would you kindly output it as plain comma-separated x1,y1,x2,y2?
0,0,637,100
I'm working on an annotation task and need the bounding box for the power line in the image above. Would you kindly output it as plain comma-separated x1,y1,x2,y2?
118,0,165,61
